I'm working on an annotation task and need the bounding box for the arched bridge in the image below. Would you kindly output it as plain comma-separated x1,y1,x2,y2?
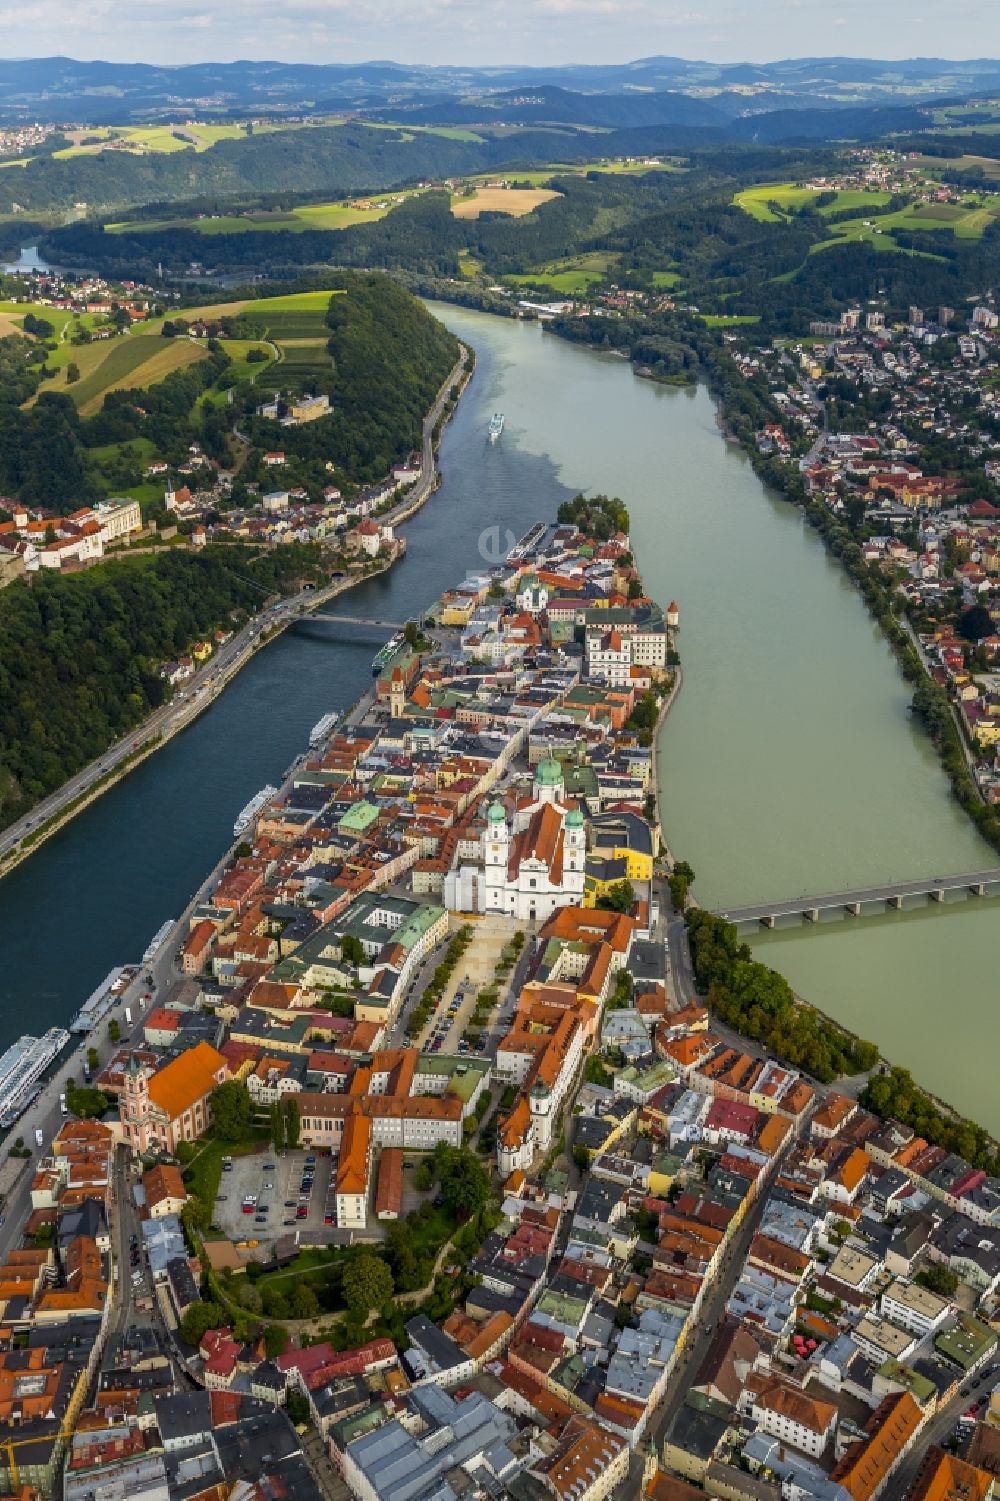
717,868,1000,929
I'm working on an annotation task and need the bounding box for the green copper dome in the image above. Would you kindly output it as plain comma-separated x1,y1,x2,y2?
535,757,563,786
487,801,507,823
565,808,584,828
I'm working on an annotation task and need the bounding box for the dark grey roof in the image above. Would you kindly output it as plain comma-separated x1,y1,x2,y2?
166,1256,199,1311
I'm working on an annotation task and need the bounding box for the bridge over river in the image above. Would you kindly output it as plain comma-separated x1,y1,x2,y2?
303,612,406,629
717,868,1000,929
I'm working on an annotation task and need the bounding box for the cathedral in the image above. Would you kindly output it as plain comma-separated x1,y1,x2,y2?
473,758,586,921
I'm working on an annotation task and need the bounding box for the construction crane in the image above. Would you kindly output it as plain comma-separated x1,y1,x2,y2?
0,1423,77,1493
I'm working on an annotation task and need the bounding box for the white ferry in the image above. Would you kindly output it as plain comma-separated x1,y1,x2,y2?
488,412,505,443
234,785,277,838
71,966,126,1034
0,1028,71,1129
309,712,339,747
142,920,174,964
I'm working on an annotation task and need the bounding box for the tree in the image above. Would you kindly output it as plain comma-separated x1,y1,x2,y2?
65,1081,110,1119
262,1287,290,1319
285,1097,300,1149
286,1391,310,1425
209,1080,253,1139
271,1101,284,1153
340,933,364,966
341,1254,394,1315
108,1019,120,1043
264,1324,288,1357
289,1282,320,1320
597,879,635,914
66,362,80,384
86,1047,99,1073
958,604,993,642
237,1282,263,1313
916,1264,959,1297
434,1143,491,1219
413,1160,434,1192
180,1299,226,1346
572,1143,590,1170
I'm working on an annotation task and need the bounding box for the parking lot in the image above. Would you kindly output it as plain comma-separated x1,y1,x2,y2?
411,922,521,1055
212,1148,334,1245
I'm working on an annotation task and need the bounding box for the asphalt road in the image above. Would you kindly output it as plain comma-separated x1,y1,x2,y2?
891,1358,1000,1495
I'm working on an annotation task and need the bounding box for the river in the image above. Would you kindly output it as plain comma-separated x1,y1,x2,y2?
1,303,996,1126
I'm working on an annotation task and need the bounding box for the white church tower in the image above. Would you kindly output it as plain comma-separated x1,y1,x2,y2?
481,801,510,913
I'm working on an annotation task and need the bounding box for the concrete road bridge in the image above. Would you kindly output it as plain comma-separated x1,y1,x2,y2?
717,868,1000,929
299,612,406,629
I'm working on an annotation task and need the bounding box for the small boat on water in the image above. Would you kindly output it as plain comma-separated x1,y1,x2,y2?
488,412,505,443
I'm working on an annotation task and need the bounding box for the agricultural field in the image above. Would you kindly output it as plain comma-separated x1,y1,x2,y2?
52,121,276,159
207,289,337,391
219,338,276,383
451,186,561,219
912,153,1000,183
733,182,893,222
68,336,209,415
107,194,412,237
811,195,1000,254
507,251,617,293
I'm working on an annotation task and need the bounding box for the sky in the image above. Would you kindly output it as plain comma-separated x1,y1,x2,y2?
1,0,998,68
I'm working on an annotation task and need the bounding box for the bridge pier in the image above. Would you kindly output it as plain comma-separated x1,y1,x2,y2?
930,888,946,903
887,895,904,910
804,908,820,923
845,902,862,917
970,883,987,897
761,915,776,930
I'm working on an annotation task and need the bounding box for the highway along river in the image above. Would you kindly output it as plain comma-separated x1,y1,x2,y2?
1,303,996,1127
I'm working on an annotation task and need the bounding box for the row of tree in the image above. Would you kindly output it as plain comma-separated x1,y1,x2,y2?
685,908,880,1083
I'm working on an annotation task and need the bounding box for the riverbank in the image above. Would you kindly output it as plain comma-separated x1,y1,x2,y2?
0,342,472,884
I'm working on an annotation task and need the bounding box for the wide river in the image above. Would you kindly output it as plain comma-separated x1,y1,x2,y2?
1,304,996,1124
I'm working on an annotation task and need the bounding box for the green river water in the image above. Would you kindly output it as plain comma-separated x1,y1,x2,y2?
433,307,998,1129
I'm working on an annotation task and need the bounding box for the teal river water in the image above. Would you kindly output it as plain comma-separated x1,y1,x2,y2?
1,303,997,1126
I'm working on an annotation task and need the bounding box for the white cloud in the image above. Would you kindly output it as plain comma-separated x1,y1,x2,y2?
0,0,985,65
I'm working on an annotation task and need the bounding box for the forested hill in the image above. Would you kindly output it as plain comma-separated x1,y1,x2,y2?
0,546,324,830
0,110,927,218
0,275,459,510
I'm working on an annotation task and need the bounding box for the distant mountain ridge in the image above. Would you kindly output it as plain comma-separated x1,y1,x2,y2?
1,53,999,122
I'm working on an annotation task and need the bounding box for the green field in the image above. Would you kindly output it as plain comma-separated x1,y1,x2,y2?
650,270,681,288
219,337,277,382
69,336,209,415
508,251,617,293
108,195,402,237
911,153,1000,182
53,121,281,160
701,314,760,327
812,196,1000,253
734,182,892,222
